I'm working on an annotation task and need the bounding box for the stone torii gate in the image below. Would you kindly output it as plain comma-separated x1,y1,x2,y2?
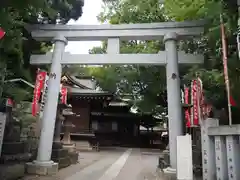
26,21,204,175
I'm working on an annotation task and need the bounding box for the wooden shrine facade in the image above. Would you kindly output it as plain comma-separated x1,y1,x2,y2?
90,103,141,146
61,73,113,134
60,73,164,147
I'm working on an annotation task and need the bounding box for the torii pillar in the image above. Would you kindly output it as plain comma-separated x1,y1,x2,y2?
26,21,204,175
26,35,67,175
164,32,183,172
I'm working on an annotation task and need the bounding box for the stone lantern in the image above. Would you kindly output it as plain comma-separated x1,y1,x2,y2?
52,105,66,149
61,107,76,152
51,104,74,169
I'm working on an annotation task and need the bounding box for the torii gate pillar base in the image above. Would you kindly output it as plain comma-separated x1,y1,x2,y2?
157,167,177,180
26,161,58,176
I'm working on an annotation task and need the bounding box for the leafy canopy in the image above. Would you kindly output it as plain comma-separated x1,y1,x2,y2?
76,0,240,122
0,0,84,102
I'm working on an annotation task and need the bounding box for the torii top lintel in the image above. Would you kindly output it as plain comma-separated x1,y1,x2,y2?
27,20,205,41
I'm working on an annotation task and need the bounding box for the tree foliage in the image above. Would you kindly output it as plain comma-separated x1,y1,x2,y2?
80,0,240,121
4,0,237,122
164,0,240,119
75,0,168,112
0,0,84,102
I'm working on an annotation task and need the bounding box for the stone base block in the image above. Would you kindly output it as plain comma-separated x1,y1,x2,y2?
51,148,68,159
52,142,63,149
52,156,71,169
158,156,168,169
156,167,177,180
26,162,58,176
162,167,177,180
0,163,25,180
0,153,32,164
162,150,170,165
69,151,79,164
2,142,25,155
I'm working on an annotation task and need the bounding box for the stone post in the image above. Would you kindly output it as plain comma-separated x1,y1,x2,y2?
201,118,218,180
62,117,72,145
62,113,75,152
164,32,183,171
51,107,73,169
26,35,67,175
53,117,62,143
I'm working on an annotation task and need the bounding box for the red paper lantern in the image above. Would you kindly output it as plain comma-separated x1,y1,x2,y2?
0,28,5,40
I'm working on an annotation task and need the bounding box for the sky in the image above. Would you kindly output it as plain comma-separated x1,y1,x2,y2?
65,0,103,54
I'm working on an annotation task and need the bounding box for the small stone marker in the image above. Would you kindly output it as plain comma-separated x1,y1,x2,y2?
177,134,193,180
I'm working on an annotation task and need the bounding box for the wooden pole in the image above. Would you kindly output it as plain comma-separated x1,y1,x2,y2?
220,14,232,125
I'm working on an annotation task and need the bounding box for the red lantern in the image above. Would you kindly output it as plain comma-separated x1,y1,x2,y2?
0,28,5,40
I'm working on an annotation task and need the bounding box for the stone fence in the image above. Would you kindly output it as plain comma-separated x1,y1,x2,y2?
201,118,240,180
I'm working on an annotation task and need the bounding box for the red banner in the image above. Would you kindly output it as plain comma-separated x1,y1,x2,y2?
187,78,213,126
191,80,199,126
32,71,47,116
196,77,214,121
196,78,202,121
61,87,68,104
184,86,191,127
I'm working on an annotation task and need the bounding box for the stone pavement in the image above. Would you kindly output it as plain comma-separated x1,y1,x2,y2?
21,151,103,180
21,147,165,180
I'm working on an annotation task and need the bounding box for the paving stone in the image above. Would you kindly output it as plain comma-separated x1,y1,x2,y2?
21,148,167,180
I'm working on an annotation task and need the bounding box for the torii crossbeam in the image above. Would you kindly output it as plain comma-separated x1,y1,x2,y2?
30,52,203,65
27,20,205,41
26,20,205,175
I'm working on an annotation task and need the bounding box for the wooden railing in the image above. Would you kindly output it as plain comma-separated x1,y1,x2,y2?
201,118,240,180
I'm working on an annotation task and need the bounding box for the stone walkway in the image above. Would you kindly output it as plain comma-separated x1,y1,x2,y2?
21,152,103,180
21,148,164,180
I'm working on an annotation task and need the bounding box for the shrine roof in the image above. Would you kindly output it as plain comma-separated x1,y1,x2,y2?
61,73,96,90
65,86,112,96
108,101,129,106
61,73,113,98
91,111,141,118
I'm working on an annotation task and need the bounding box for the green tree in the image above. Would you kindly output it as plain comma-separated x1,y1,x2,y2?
83,0,239,120
81,0,168,112
164,0,240,117
0,0,84,102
